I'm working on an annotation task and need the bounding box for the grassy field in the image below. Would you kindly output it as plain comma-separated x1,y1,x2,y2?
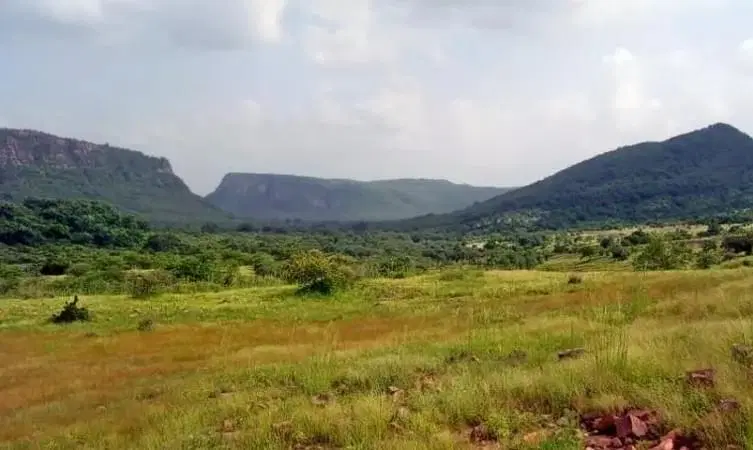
3,268,753,449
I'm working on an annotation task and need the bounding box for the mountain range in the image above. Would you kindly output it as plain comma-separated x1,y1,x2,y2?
0,128,509,224
205,173,511,222
3,122,753,230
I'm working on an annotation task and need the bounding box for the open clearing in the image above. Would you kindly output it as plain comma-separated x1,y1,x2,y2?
3,268,753,449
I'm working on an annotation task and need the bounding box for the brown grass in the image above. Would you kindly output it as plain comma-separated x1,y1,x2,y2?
3,268,753,448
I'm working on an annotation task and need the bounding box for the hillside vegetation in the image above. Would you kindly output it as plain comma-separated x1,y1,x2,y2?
391,123,753,232
206,173,511,222
4,196,753,448
0,128,229,225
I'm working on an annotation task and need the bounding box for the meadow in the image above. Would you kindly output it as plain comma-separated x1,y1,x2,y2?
3,266,753,449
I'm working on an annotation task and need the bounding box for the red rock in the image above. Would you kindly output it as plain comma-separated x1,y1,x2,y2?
615,413,648,438
592,414,617,433
584,435,614,448
650,439,674,450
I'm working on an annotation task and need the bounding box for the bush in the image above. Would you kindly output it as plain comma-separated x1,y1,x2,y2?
577,245,599,260
609,245,630,261
137,318,155,331
213,263,240,287
283,250,356,295
0,264,22,295
622,230,651,246
723,235,753,255
50,295,90,323
696,239,723,269
632,237,692,271
167,256,214,282
375,255,413,278
40,259,69,276
249,252,280,277
66,263,92,277
126,270,174,299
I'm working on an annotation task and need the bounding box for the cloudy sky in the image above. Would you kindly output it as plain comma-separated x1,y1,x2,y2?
1,0,753,194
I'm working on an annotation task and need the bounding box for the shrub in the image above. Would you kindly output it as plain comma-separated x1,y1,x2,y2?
167,256,214,282
144,232,185,253
283,250,356,295
632,237,692,271
66,263,92,277
609,245,630,261
137,319,155,331
213,263,240,287
723,235,753,255
40,259,69,276
50,295,90,323
126,270,174,299
577,245,599,260
0,264,22,295
696,240,723,269
249,252,280,277
375,255,413,279
621,230,651,246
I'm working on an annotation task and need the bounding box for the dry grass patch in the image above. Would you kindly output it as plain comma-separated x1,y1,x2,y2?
4,269,753,448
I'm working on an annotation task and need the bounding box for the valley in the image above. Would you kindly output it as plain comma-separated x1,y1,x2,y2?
3,123,753,449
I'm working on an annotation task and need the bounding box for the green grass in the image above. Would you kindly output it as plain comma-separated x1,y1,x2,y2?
3,268,753,448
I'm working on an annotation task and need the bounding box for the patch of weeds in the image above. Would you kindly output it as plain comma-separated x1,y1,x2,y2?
330,376,370,396
137,318,155,332
50,295,90,324
438,268,484,282
135,387,163,401
444,349,480,365
536,428,582,450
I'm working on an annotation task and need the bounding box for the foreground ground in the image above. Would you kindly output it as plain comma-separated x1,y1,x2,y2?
2,268,753,449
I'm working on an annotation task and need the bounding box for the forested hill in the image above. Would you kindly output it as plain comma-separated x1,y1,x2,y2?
0,128,229,225
206,172,512,221
387,123,753,231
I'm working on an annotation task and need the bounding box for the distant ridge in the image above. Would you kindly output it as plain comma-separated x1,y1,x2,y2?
205,172,513,222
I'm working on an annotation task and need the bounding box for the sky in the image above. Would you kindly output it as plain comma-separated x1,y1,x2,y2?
1,1,753,195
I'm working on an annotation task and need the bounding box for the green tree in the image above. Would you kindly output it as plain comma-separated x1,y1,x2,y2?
696,239,722,269
633,237,691,271
283,249,355,295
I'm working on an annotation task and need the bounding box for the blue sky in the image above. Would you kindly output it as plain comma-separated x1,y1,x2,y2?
1,0,753,194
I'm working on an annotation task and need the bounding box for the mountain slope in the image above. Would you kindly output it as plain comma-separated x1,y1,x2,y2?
0,128,229,225
391,123,753,231
205,173,512,221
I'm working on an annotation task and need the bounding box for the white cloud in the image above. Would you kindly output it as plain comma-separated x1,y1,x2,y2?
0,0,288,48
739,38,753,69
